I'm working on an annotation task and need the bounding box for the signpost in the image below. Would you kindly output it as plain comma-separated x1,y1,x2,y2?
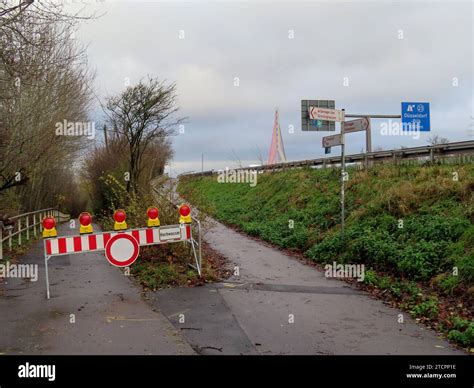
401,102,430,132
301,100,336,131
302,100,430,239
317,108,346,236
343,117,370,133
309,107,345,122
322,133,343,148
340,111,346,236
343,116,372,154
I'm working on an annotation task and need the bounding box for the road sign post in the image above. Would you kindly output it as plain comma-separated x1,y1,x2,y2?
322,134,343,148
366,117,372,150
310,107,345,122
401,102,430,132
301,100,336,131
340,109,346,237
320,108,346,237
343,116,372,166
343,116,370,134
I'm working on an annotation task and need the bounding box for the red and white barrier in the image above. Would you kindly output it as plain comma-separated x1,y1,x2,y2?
42,223,197,299
44,224,191,256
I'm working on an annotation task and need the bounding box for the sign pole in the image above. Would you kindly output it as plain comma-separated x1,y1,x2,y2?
366,117,372,153
366,117,372,168
341,109,346,237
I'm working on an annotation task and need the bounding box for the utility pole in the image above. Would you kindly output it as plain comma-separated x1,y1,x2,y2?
201,153,204,176
169,163,173,203
366,118,372,153
103,124,108,150
341,109,346,237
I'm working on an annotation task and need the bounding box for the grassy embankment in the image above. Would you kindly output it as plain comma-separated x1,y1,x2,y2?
178,162,474,349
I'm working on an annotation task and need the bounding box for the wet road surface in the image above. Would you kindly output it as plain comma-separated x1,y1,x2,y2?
0,224,193,355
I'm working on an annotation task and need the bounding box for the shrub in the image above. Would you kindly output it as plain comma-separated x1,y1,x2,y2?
456,253,474,286
363,269,378,286
306,232,344,264
397,241,449,280
347,229,398,268
439,275,460,295
447,322,474,347
402,215,469,242
410,297,439,319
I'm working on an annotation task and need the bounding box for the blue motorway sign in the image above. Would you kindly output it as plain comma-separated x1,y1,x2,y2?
401,102,430,132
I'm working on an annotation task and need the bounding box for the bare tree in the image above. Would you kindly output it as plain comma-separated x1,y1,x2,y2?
104,77,185,194
255,145,264,166
427,135,449,145
230,149,244,169
0,1,95,213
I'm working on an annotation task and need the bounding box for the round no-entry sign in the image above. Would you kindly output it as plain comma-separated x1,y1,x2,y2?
105,234,139,267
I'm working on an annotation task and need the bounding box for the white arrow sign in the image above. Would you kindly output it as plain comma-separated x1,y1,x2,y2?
344,117,370,133
322,134,343,148
309,107,345,122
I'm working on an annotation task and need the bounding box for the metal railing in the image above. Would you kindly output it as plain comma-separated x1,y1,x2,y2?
179,140,474,178
0,208,70,261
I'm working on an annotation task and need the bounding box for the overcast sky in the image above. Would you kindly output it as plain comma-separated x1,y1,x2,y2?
71,0,473,175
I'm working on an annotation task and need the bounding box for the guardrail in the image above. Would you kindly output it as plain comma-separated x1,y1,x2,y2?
0,208,70,261
151,185,202,275
179,140,474,178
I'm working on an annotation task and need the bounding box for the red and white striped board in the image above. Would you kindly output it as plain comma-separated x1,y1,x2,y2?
44,224,191,257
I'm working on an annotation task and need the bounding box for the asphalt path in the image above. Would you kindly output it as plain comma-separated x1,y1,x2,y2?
147,217,462,355
0,223,193,355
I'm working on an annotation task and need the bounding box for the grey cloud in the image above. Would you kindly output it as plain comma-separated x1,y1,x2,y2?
71,1,473,175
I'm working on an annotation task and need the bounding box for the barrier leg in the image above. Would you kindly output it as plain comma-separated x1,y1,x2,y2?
0,227,3,262
190,237,201,276
188,226,201,276
197,221,202,272
44,255,50,299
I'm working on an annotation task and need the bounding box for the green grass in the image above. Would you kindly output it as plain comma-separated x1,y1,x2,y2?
131,261,180,289
178,162,474,348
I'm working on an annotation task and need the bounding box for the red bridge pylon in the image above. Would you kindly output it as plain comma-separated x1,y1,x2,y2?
267,109,287,165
